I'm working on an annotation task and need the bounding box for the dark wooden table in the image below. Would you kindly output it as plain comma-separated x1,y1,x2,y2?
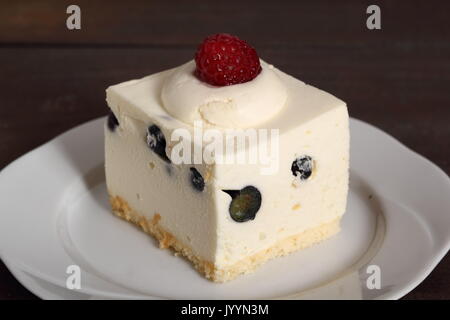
0,0,449,300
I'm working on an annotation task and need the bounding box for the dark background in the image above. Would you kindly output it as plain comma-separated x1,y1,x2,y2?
0,0,449,299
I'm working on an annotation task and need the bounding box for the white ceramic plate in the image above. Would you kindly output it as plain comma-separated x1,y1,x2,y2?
1,117,449,300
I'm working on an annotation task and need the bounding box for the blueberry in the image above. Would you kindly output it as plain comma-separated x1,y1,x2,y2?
107,111,119,131
190,168,205,192
291,155,313,180
222,186,262,222
146,125,170,163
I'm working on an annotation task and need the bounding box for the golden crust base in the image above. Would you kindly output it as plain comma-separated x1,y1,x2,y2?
110,194,341,283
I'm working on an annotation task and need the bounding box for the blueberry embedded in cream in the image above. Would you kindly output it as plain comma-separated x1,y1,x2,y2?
107,111,119,132
190,167,205,192
146,124,170,163
291,155,314,181
223,186,262,223
104,33,349,282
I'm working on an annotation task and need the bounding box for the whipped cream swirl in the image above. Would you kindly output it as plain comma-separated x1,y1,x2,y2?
161,60,287,128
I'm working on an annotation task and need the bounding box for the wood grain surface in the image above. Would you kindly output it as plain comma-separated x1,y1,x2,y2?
0,0,449,299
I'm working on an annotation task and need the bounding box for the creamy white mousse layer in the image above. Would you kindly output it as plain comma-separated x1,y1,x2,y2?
105,61,349,279
161,60,287,128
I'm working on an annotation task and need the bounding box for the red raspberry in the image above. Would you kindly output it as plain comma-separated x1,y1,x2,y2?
195,33,262,86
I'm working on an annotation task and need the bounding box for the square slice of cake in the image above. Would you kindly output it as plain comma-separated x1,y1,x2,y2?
105,34,349,282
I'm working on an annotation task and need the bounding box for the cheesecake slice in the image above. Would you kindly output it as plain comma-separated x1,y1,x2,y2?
105,34,349,282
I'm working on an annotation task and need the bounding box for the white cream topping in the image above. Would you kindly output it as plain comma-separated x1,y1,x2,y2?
161,60,287,128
